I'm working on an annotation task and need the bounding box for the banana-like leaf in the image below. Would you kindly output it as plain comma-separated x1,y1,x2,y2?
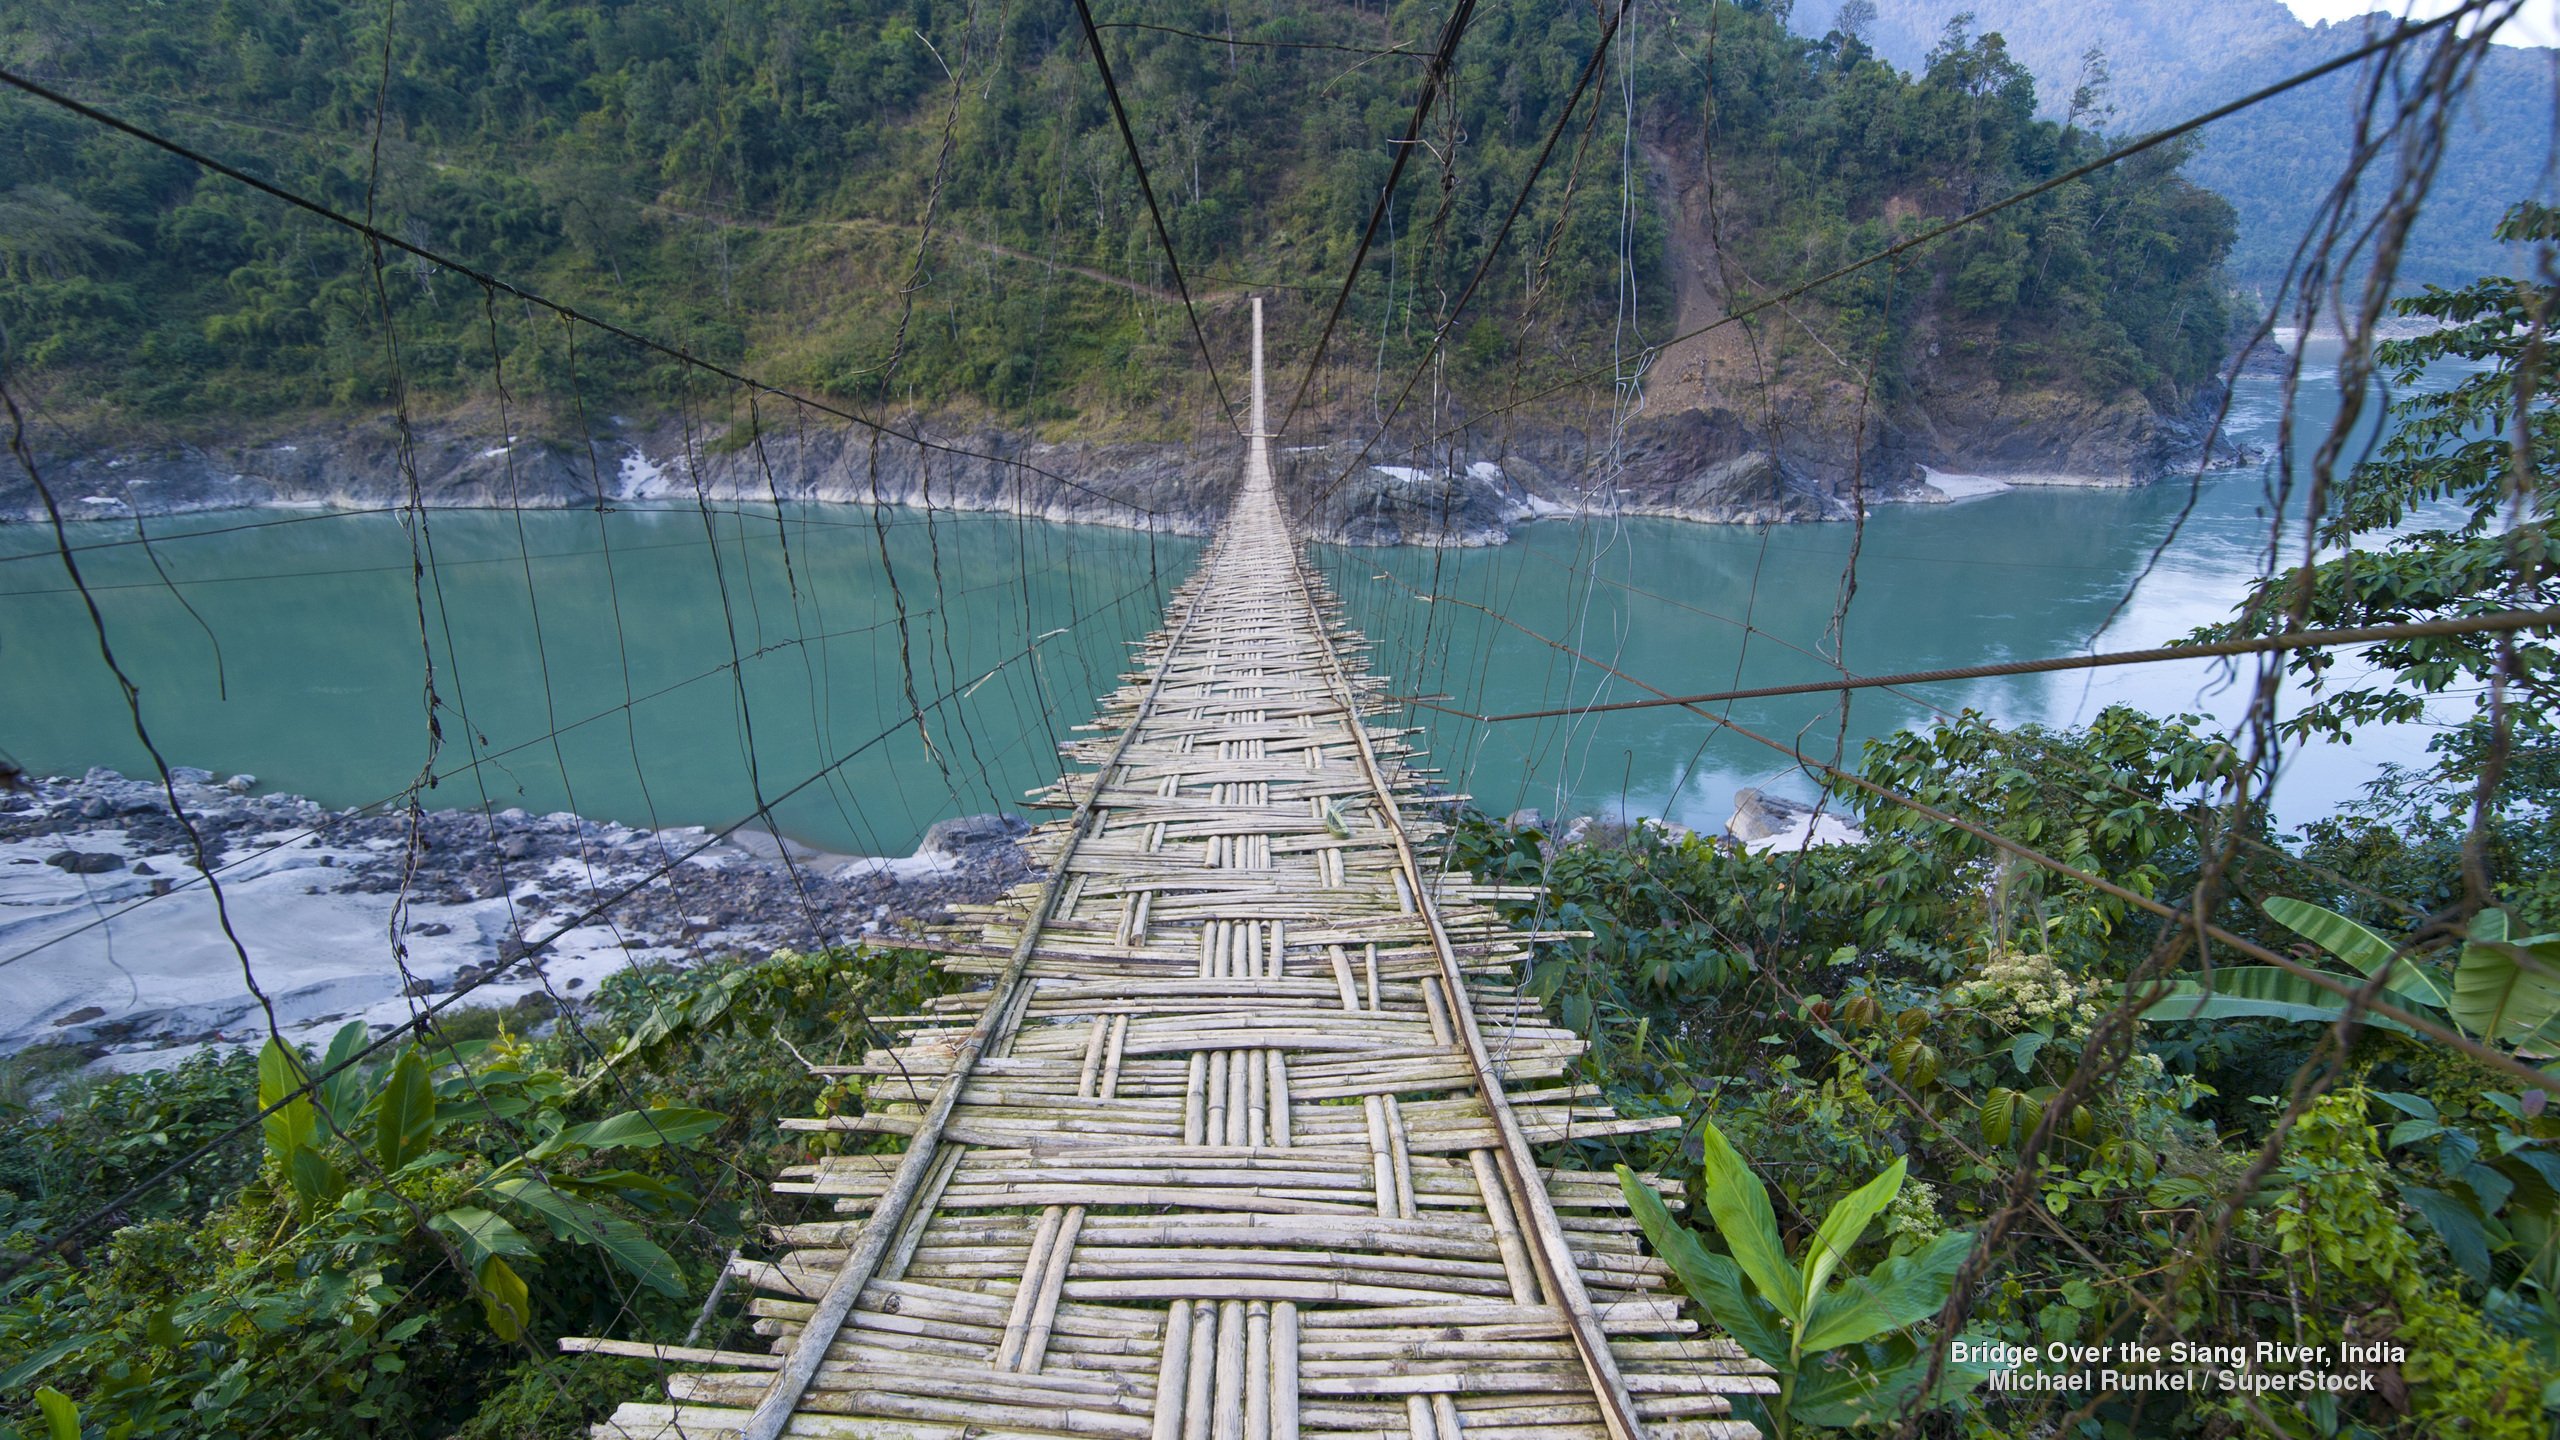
256,1038,317,1162
2451,911,2560,1047
34,1386,77,1440
430,1205,534,1267
0,1339,80,1392
2265,896,2453,1008
1617,1166,1792,1369
2134,968,2417,1036
1694,1121,1804,1324
285,1145,343,1209
557,1106,725,1153
475,1256,531,1341
1799,1156,1905,1323
373,1049,437,1174
494,1175,684,1296
1798,1229,1974,1354
2398,1184,2493,1284
316,1020,371,1129
556,1169,693,1213
1789,1339,2006,1429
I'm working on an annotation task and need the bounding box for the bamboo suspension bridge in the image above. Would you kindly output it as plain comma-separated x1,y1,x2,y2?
568,303,1772,1438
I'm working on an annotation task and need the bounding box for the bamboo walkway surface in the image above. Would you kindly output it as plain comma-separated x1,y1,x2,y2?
577,304,1771,1440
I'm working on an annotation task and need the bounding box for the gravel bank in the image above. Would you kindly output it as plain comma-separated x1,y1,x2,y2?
0,767,1035,1070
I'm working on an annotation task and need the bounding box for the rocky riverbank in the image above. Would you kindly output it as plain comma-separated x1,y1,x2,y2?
0,767,1037,1068
8,361,2258,547
0,759,1886,1074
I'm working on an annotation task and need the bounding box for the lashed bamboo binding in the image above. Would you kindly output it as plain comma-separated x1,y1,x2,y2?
578,302,1773,1440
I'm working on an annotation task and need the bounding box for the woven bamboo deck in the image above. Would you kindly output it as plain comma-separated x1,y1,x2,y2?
576,304,1772,1440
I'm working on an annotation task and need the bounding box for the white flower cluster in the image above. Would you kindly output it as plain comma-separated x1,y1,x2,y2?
1883,1176,1944,1245
1963,950,2096,1031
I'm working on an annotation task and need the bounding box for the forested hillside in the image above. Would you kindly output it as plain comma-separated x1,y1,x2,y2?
3,0,2229,464
1816,0,2555,291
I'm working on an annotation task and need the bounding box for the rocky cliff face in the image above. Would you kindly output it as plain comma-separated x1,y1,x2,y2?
8,397,1857,546
9,415,1240,537
1639,140,2242,498
8,359,2240,546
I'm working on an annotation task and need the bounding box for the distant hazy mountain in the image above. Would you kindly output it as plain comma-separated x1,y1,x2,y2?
1796,0,2554,292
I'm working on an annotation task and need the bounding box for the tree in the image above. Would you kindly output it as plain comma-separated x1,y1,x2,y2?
1831,0,1878,46
2064,42,2114,137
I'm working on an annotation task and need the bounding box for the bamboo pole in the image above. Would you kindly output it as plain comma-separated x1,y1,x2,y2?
735,546,1225,1440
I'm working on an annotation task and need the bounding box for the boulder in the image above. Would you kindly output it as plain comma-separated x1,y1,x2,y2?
919,813,1030,856
45,850,126,874
1726,787,1866,854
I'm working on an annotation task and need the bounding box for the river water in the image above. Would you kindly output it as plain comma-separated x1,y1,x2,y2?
2,339,2458,851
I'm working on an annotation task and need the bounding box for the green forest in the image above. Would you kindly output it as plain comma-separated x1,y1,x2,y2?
2,0,2231,442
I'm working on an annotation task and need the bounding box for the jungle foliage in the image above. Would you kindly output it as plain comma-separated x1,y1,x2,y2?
1438,224,2560,1435
0,946,952,1439
0,0,2228,437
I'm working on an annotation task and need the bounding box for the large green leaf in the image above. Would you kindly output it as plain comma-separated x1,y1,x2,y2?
1787,1351,1917,1430
475,1256,531,1341
316,1020,372,1129
494,1176,684,1296
373,1049,437,1174
257,1038,317,1162
1798,1229,1974,1354
556,1106,725,1153
556,1169,693,1214
1694,1121,1804,1324
2134,968,2417,1036
1799,1155,1905,1320
430,1206,534,1268
0,1339,81,1392
2398,1184,2493,1284
284,1145,344,1210
34,1386,77,1440
1978,1087,2037,1149
1788,1340,2005,1429
2265,896,2452,1008
1619,1166,1793,1369
2451,911,2560,1047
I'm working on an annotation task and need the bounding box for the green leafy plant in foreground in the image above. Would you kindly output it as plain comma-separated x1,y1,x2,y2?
254,1024,722,1339
1619,1123,2001,1437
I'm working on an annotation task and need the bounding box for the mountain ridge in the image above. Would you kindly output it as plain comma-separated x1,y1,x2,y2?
1799,0,2553,289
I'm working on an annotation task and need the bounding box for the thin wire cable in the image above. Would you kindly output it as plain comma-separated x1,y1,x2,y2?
1068,0,1243,434
1306,0,1630,523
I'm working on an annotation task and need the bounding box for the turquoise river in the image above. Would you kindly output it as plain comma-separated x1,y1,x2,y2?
1,340,2462,852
